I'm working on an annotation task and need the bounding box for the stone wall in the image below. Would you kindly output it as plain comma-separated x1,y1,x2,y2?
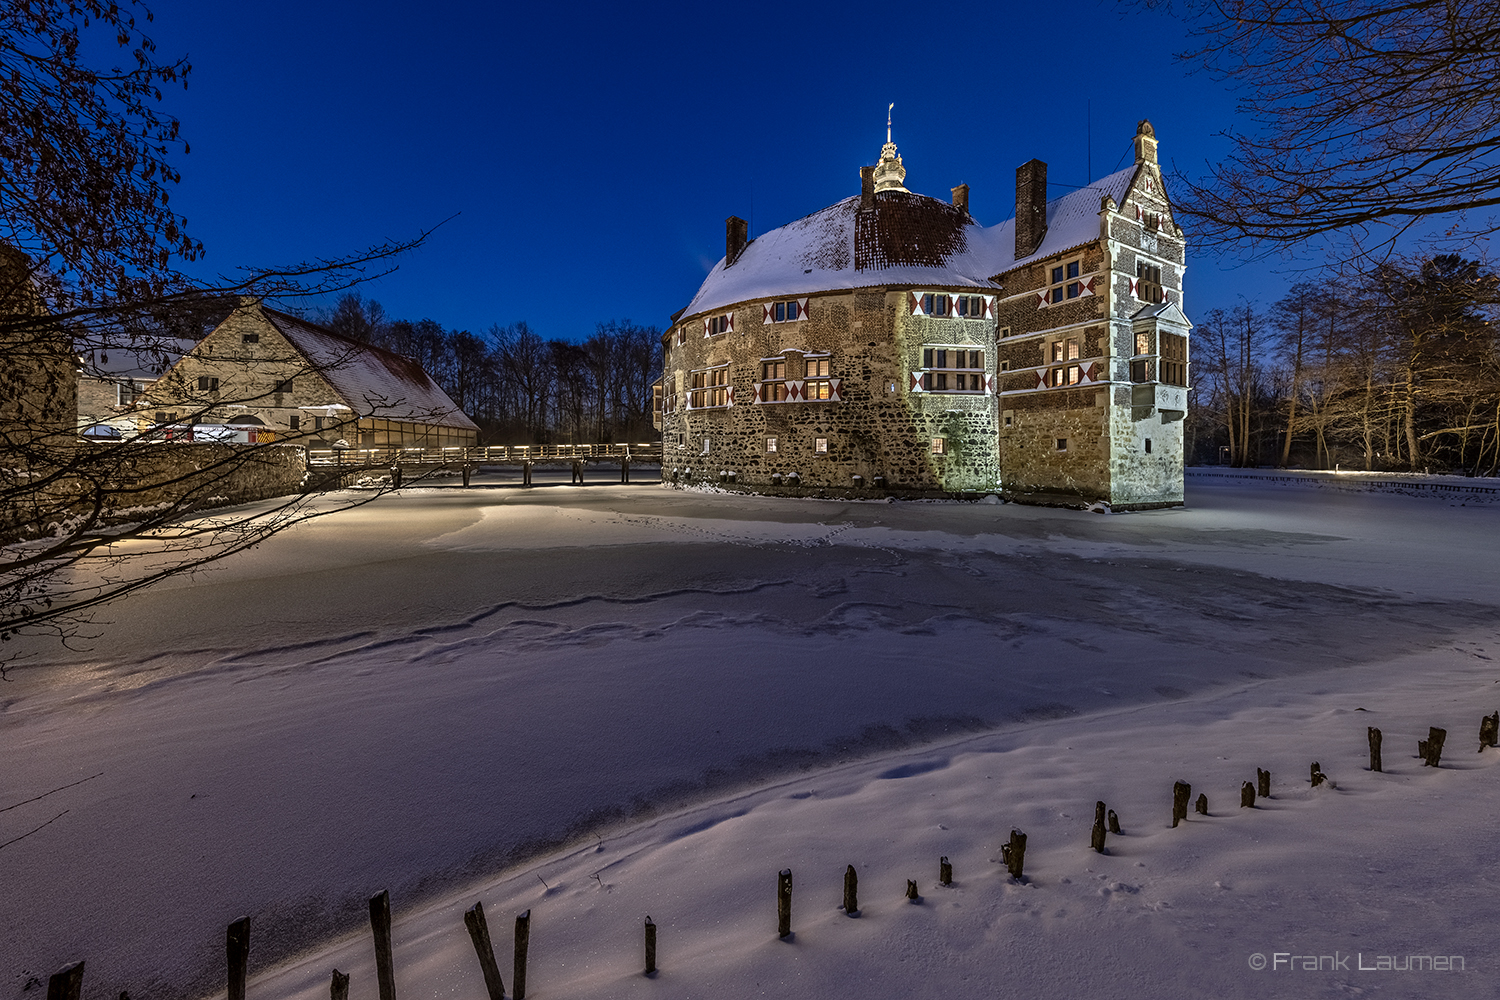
86,442,309,512
661,289,1000,494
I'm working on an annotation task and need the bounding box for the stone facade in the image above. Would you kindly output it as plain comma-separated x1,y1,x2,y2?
660,121,1190,508
139,302,478,451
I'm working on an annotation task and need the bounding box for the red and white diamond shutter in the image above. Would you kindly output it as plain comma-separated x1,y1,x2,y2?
828,378,843,402
909,372,925,393
983,295,995,319
763,304,774,324
786,380,805,401
908,292,926,316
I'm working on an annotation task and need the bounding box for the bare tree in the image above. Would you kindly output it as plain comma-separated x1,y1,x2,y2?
1151,1,1500,254
1,1,432,664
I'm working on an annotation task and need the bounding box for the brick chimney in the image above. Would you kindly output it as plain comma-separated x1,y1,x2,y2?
951,183,970,214
859,166,876,212
725,216,749,267
1015,159,1047,259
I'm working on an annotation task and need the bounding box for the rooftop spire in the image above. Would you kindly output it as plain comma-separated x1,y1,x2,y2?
873,102,908,193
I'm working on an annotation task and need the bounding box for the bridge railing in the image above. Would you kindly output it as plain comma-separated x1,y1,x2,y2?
306,442,664,467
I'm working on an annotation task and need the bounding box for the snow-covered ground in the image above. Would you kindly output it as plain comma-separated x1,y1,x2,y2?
4,474,1498,1000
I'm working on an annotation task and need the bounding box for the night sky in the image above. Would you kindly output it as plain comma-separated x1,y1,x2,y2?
137,1,1284,339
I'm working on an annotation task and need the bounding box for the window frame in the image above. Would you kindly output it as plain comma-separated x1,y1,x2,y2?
687,364,731,409
919,345,986,393
1047,258,1084,304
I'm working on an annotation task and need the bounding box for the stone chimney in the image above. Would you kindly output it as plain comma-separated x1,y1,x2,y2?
1134,119,1158,165
725,216,749,267
951,183,970,214
1015,158,1047,259
859,166,876,212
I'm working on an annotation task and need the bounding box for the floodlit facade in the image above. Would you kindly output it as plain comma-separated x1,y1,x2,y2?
139,302,479,450
658,120,1189,509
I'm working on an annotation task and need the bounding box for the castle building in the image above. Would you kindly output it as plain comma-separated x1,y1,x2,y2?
657,119,1189,509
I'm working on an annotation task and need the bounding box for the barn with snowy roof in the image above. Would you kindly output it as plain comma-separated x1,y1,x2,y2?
657,119,1189,508
140,300,479,451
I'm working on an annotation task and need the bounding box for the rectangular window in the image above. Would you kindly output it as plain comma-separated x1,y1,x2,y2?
689,366,730,408
766,436,778,454
1056,438,1068,451
677,326,688,346
274,378,294,393
1002,410,1014,427
931,437,946,455
1048,259,1084,303
956,295,987,318
242,333,259,344
814,437,828,454
707,314,732,336
922,346,986,393
1161,332,1188,386
315,416,325,430
999,326,1012,338
1145,438,1153,454
701,436,711,454
1137,261,1164,303
760,359,788,402
289,414,300,431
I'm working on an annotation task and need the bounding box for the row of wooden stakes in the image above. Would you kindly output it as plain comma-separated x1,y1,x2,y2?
40,713,1499,1000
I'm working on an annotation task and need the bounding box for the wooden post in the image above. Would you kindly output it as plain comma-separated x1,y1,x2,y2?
1310,762,1327,787
1240,781,1255,808
1107,809,1121,834
46,963,84,1000
777,869,793,938
390,465,402,489
227,916,250,1000
1481,712,1499,751
462,465,472,487
369,891,396,1000
1421,726,1447,767
1090,801,1107,853
1002,828,1027,879
1171,781,1191,827
906,879,920,901
1368,727,1383,772
621,456,630,484
939,856,952,886
513,909,530,1000
522,461,532,486
1257,768,1270,798
1194,793,1208,816
462,903,505,1000
644,916,656,976
842,864,859,915
330,970,350,1000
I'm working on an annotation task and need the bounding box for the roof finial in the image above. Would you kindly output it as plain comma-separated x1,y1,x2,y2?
874,103,908,193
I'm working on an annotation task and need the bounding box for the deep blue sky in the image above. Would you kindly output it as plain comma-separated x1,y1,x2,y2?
136,0,1289,339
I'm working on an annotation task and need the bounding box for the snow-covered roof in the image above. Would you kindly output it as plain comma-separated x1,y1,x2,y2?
77,338,197,381
680,165,1139,321
263,310,479,432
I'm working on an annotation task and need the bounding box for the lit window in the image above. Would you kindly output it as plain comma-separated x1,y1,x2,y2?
814,437,828,454
701,437,711,454
1048,259,1083,303
931,437,946,455
766,436,778,453
688,366,730,408
804,357,832,400
760,359,788,402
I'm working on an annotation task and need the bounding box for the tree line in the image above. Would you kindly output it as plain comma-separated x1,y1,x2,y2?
1187,255,1500,474
316,295,662,446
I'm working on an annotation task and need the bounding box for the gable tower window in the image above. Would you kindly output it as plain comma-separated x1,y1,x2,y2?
1137,261,1164,303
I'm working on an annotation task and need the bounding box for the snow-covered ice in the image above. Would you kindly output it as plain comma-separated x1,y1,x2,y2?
4,473,1498,999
